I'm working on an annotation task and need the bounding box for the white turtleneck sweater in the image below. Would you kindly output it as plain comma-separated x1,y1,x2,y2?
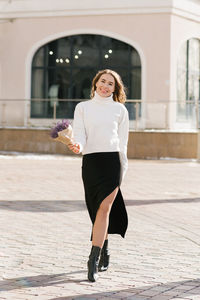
73,91,129,181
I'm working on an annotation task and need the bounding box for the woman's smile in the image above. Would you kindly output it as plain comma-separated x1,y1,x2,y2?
96,73,115,97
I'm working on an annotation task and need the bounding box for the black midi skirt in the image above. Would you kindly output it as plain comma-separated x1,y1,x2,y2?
82,152,128,238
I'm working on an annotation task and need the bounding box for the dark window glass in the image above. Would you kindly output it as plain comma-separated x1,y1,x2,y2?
72,35,99,67
131,49,141,67
71,68,96,99
32,48,44,67
31,34,142,119
32,69,44,98
101,37,130,67
44,38,72,68
131,68,141,99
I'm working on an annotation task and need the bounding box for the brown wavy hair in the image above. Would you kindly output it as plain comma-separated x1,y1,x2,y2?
90,69,126,103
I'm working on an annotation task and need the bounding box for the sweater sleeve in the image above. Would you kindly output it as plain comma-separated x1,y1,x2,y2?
118,106,129,183
73,102,87,153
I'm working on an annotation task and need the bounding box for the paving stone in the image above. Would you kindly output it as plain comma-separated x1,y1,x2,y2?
0,155,200,299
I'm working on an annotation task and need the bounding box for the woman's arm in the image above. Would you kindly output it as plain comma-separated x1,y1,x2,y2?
69,102,86,154
118,106,129,182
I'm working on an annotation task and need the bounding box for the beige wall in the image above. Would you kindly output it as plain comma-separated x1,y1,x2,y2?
0,8,199,129
0,13,171,102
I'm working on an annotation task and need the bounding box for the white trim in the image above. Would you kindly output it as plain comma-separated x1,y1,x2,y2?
172,7,200,23
0,0,173,15
25,28,146,102
1,8,174,19
0,0,199,22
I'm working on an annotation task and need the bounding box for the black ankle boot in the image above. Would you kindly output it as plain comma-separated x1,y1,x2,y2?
87,246,101,282
98,239,110,272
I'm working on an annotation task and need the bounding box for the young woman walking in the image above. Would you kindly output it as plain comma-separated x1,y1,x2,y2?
68,69,129,282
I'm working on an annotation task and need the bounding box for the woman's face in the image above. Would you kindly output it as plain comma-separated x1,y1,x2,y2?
95,73,115,97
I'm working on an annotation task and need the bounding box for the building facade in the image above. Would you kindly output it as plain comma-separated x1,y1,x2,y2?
0,0,200,130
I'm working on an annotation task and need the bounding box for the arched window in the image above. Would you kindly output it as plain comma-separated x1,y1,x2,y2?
31,34,141,119
177,38,200,101
177,38,200,126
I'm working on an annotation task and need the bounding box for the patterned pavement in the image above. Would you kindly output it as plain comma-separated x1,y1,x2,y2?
0,153,200,300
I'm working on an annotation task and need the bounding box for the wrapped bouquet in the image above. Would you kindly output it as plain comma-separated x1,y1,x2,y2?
50,119,73,146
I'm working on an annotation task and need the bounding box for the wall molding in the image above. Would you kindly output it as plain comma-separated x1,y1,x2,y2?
0,0,199,23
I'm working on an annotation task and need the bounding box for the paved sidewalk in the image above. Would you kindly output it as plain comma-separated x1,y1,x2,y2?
0,153,200,300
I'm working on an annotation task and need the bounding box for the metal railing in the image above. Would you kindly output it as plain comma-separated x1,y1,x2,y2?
0,98,199,131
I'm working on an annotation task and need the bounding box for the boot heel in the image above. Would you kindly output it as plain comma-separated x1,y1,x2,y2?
98,239,110,272
87,246,101,282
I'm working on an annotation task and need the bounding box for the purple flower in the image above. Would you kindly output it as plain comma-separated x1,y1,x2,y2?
50,119,70,138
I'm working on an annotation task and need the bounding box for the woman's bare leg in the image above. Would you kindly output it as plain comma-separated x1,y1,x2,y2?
87,187,118,282
92,187,119,248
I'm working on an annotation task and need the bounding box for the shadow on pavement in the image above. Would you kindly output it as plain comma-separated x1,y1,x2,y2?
0,272,199,299
0,200,86,212
0,197,199,212
49,278,200,299
125,197,200,206
0,271,87,291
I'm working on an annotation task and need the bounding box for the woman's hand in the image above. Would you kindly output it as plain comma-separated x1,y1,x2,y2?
68,142,80,154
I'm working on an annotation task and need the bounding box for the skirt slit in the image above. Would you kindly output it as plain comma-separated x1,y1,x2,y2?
82,152,128,239
95,185,119,218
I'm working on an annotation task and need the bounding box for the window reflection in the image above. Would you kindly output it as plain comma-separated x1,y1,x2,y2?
31,34,142,119
177,38,200,126
177,38,200,101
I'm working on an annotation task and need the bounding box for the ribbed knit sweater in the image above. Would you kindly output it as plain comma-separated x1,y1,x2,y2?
73,91,129,181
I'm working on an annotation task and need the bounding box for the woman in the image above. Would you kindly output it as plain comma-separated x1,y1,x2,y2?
68,69,129,282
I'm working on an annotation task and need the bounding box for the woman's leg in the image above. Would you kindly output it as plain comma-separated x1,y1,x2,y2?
92,187,119,248
87,187,119,282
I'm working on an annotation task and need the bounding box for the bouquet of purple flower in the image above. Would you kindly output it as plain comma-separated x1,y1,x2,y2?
50,119,73,146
